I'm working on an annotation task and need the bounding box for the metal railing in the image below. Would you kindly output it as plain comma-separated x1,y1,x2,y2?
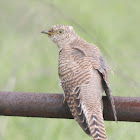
0,91,139,122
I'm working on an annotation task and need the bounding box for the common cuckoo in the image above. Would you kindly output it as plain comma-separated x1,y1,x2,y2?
41,24,117,140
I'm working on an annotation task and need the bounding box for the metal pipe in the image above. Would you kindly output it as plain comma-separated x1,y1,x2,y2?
0,91,139,122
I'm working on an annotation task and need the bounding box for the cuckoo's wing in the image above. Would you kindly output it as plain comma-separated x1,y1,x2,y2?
90,44,117,122
97,55,117,122
71,44,117,122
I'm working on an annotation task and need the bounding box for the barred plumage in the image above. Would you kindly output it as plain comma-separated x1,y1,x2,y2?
42,24,117,140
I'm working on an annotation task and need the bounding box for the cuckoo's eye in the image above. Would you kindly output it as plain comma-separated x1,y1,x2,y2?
57,29,64,34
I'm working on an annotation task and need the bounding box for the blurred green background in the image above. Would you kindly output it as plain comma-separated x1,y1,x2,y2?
0,0,140,140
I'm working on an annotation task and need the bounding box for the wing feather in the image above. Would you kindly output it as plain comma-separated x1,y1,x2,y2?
71,44,117,122
98,55,117,122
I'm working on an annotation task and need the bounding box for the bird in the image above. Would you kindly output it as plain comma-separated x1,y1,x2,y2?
41,24,117,140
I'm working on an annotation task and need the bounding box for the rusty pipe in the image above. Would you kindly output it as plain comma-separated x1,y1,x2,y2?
0,91,139,122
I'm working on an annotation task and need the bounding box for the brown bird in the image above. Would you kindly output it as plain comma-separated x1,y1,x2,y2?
41,25,117,140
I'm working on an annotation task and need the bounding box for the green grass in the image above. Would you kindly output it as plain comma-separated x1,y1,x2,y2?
0,0,140,139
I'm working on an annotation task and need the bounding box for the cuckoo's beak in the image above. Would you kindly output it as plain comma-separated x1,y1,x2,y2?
41,30,56,36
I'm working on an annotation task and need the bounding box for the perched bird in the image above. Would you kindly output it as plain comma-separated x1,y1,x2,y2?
41,25,117,140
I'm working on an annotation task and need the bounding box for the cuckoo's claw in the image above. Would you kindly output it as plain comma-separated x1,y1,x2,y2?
62,96,67,105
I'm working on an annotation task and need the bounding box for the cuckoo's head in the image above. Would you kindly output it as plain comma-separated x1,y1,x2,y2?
41,24,77,47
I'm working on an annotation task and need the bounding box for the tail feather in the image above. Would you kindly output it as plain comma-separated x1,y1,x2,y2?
80,99,107,140
102,74,117,122
99,71,117,122
105,88,117,122
88,113,107,140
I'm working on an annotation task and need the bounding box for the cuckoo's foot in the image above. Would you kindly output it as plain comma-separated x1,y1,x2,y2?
62,96,67,105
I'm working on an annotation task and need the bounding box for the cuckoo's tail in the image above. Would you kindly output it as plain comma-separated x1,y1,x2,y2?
88,110,107,140
102,77,117,122
100,72,117,122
